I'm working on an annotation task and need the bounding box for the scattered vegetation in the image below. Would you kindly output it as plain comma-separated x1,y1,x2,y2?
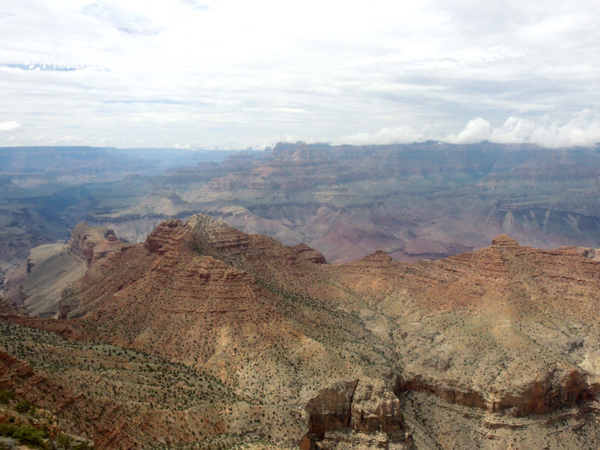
0,424,47,448
0,392,15,405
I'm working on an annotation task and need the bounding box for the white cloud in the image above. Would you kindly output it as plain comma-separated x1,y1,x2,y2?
180,0,209,10
443,118,492,144
489,111,600,147
342,111,600,148
1,1,600,148
338,126,428,146
82,4,162,35
0,121,21,132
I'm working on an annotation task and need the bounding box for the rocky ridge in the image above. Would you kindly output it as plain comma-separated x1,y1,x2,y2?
5,143,600,294
32,214,599,448
183,143,600,263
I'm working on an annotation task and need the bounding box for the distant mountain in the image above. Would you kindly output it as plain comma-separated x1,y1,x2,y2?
203,142,600,262
3,142,600,294
0,146,252,176
0,146,250,286
116,147,259,168
0,146,150,177
89,141,600,264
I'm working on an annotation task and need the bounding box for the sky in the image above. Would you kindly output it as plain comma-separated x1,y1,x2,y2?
1,0,600,149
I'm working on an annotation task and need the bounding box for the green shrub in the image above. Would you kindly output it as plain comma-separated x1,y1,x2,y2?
0,424,48,447
0,392,15,405
56,433,73,449
13,400,34,414
57,433,94,450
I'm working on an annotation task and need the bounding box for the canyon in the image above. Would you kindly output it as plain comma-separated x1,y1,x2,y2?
3,142,600,290
2,214,600,448
2,143,600,448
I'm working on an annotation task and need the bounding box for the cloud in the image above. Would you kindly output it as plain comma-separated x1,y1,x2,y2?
180,0,209,10
82,4,162,35
338,125,428,146
2,1,600,148
488,111,600,147
343,111,600,148
0,121,21,132
174,142,195,149
444,118,492,144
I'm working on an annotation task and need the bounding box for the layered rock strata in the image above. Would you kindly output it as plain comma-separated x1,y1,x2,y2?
32,214,600,447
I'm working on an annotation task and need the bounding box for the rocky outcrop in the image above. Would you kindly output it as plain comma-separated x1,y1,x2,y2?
188,214,251,254
396,376,487,411
2,222,124,317
350,379,406,435
43,217,600,447
491,234,520,248
294,244,327,264
69,222,124,267
354,250,395,268
0,348,34,387
303,380,359,445
144,218,187,254
301,379,411,449
397,368,595,417
487,369,595,416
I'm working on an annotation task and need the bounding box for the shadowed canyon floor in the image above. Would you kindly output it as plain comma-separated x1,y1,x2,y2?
2,214,600,448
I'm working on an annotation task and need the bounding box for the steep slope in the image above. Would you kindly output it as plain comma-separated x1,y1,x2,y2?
3,222,124,317
60,216,399,447
54,214,600,448
0,319,253,449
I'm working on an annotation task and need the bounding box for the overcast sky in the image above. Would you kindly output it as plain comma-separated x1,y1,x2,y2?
1,0,600,149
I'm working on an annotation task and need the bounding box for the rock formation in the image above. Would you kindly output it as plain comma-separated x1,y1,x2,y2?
68,222,124,267
184,142,600,263
5,143,600,284
301,378,411,449
2,222,124,317
3,214,600,447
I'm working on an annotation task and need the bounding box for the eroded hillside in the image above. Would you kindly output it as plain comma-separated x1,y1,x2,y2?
2,214,593,448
